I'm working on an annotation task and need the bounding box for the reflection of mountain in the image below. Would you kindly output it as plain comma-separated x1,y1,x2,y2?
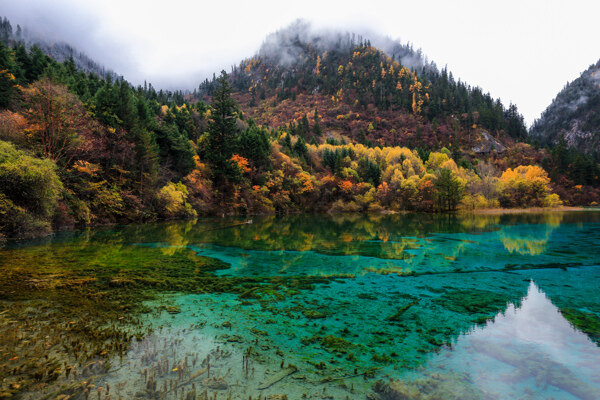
384,282,600,399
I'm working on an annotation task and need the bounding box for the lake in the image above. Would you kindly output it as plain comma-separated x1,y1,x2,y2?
1,211,599,399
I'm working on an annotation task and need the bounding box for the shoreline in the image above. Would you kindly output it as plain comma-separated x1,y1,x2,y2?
2,206,598,243
466,206,591,215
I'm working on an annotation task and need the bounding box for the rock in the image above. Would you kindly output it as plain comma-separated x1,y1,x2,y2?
221,334,243,342
201,376,228,390
159,305,181,314
373,380,420,400
472,130,506,154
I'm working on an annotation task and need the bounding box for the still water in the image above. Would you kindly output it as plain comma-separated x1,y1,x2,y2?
0,211,599,399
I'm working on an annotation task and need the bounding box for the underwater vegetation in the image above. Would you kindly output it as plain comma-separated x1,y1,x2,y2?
0,211,599,398
559,308,600,345
0,243,347,398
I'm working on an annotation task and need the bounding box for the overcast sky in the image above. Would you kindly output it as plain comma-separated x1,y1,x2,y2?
2,0,599,126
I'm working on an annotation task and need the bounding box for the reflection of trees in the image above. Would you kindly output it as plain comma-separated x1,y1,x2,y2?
502,236,548,256
499,213,564,255
460,214,500,230
159,220,197,255
173,213,508,260
11,211,596,270
42,212,580,264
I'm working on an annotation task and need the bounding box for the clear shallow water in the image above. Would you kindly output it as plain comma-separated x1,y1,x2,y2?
1,211,600,399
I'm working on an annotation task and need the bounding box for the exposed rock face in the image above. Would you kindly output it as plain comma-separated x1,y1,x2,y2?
530,60,600,157
472,130,507,154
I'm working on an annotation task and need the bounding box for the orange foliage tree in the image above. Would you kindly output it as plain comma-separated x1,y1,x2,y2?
22,79,95,167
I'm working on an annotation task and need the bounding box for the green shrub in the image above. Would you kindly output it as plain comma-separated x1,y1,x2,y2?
0,141,63,237
157,182,197,219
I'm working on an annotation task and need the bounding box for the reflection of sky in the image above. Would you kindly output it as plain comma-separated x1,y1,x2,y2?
473,282,595,352
418,282,600,399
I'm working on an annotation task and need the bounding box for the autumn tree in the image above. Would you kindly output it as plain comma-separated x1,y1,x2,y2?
0,110,28,146
157,181,197,219
498,165,557,208
22,78,96,167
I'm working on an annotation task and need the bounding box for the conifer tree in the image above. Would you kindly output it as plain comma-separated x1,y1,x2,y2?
206,71,240,184
312,108,322,136
0,41,16,108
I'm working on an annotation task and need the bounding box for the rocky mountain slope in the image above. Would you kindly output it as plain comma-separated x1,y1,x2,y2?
530,60,600,158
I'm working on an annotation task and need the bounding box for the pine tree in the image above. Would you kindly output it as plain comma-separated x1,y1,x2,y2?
0,41,16,108
239,122,271,170
206,71,240,184
293,136,308,159
312,108,322,136
434,168,464,211
300,114,310,137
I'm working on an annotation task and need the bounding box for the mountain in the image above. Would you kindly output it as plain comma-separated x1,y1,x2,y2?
530,60,600,158
199,20,528,155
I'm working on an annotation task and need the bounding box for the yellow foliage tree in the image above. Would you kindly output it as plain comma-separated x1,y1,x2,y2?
498,165,559,208
157,182,197,219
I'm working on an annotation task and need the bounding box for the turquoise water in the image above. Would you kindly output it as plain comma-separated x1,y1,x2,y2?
1,211,600,399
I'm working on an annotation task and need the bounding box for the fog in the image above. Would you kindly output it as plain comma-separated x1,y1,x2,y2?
1,0,599,126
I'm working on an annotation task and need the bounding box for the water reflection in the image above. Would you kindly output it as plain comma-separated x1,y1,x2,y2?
136,211,599,278
396,281,600,399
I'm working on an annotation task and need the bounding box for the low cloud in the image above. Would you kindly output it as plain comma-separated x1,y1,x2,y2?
258,19,429,71
1,0,138,77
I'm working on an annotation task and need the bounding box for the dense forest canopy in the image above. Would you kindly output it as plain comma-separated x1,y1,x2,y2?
0,16,599,239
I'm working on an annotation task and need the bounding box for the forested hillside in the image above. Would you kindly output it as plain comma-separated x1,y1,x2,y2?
0,18,598,240
201,21,528,149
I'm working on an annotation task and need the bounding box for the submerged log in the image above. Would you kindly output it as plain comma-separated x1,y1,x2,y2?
258,366,298,390
386,299,419,321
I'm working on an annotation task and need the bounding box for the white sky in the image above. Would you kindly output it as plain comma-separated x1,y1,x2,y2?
2,0,599,126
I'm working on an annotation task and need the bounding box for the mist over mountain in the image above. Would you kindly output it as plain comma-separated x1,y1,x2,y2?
530,60,600,158
257,20,430,72
0,16,118,80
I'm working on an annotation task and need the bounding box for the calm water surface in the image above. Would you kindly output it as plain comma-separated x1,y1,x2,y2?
1,211,599,399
